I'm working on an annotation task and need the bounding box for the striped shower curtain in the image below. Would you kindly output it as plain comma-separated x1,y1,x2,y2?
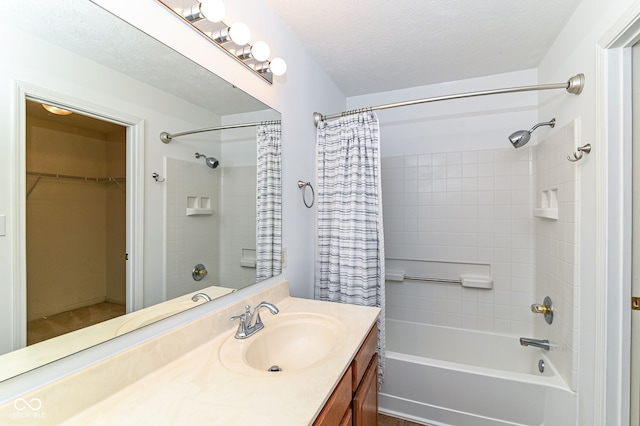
315,110,385,385
256,122,282,281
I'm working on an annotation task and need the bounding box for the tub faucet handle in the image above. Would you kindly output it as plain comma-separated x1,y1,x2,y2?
530,304,551,314
530,296,553,324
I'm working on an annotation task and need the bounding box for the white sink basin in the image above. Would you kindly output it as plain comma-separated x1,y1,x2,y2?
219,313,347,374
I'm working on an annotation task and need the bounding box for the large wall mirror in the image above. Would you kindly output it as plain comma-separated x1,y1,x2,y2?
1,0,281,381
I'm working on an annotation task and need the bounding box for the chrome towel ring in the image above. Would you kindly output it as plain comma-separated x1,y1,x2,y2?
297,180,315,208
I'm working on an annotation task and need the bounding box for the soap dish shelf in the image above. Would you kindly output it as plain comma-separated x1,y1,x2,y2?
186,208,213,216
533,208,558,220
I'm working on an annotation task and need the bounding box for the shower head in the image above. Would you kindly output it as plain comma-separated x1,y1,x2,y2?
508,118,556,148
195,152,220,169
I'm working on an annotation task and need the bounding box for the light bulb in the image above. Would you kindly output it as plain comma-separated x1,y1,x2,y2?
228,22,251,46
42,104,72,116
251,41,270,62
199,0,225,22
269,57,287,76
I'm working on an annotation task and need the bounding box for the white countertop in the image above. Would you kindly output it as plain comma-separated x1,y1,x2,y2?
0,281,379,425
0,285,235,382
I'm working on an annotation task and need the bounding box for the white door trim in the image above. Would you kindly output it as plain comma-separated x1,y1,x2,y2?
12,81,145,348
597,3,640,424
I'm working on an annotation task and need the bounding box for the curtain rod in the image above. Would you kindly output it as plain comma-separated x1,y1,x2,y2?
312,73,585,127
160,120,281,144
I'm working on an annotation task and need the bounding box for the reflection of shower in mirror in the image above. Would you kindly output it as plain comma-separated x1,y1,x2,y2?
195,152,220,169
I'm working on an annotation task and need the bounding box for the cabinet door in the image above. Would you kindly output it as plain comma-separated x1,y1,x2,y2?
353,353,378,426
313,366,352,426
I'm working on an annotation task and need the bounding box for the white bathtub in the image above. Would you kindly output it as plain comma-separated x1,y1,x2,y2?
379,319,576,426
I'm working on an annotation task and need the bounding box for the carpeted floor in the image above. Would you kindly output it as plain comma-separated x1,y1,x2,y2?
27,301,126,345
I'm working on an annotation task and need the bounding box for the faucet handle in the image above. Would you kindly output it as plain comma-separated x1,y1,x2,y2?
530,296,553,324
230,314,248,339
530,304,551,314
230,314,246,324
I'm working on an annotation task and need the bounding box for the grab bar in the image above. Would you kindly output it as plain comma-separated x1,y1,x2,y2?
404,276,461,285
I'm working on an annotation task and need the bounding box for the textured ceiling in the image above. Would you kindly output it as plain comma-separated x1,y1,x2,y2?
262,0,583,96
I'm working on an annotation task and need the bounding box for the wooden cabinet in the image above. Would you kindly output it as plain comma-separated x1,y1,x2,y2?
353,353,378,426
313,324,378,426
313,366,352,426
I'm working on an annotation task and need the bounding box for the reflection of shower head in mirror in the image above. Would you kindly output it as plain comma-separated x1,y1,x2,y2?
195,152,220,169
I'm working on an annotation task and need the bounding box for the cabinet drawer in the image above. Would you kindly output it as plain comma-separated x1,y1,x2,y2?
313,365,352,426
352,324,377,392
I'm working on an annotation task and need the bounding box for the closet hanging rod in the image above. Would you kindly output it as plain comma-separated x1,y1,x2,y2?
26,171,125,183
312,73,585,127
160,120,281,144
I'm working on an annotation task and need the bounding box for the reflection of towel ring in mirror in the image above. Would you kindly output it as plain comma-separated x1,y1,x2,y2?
297,180,315,208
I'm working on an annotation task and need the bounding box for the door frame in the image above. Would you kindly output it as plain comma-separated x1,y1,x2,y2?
12,81,145,349
597,3,640,424
632,42,640,426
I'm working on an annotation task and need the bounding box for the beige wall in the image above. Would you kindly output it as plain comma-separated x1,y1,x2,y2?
26,115,125,320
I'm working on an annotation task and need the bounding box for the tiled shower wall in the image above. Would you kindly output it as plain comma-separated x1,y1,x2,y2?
383,147,536,335
165,157,220,299
218,165,258,288
534,120,580,391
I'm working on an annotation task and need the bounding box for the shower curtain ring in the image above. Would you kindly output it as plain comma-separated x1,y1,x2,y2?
298,180,315,208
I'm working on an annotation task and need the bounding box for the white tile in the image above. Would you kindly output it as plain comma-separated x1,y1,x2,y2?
432,153,447,166
447,152,463,164
462,151,478,164
477,149,495,163
418,154,432,166
447,164,462,178
404,155,418,167
447,178,462,192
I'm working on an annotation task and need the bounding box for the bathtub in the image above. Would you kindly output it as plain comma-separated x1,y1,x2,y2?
379,319,576,426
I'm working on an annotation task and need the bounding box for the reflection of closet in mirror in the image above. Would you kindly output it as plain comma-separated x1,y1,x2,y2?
25,100,127,345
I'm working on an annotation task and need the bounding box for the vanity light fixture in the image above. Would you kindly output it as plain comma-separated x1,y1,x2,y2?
183,0,225,23
236,41,271,62
212,22,251,46
157,0,287,84
41,104,73,116
255,57,287,77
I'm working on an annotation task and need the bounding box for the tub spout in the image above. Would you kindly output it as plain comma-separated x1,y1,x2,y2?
192,292,212,302
519,337,550,351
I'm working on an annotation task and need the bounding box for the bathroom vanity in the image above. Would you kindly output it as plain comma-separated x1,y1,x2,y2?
314,323,379,426
0,280,380,425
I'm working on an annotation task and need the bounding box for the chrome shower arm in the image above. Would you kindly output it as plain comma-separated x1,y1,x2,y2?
529,118,556,133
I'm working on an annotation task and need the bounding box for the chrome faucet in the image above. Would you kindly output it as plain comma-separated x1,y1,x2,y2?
519,337,550,351
230,301,279,339
192,292,212,302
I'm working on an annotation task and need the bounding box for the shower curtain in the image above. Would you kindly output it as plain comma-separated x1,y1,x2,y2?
256,122,282,281
315,110,385,385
